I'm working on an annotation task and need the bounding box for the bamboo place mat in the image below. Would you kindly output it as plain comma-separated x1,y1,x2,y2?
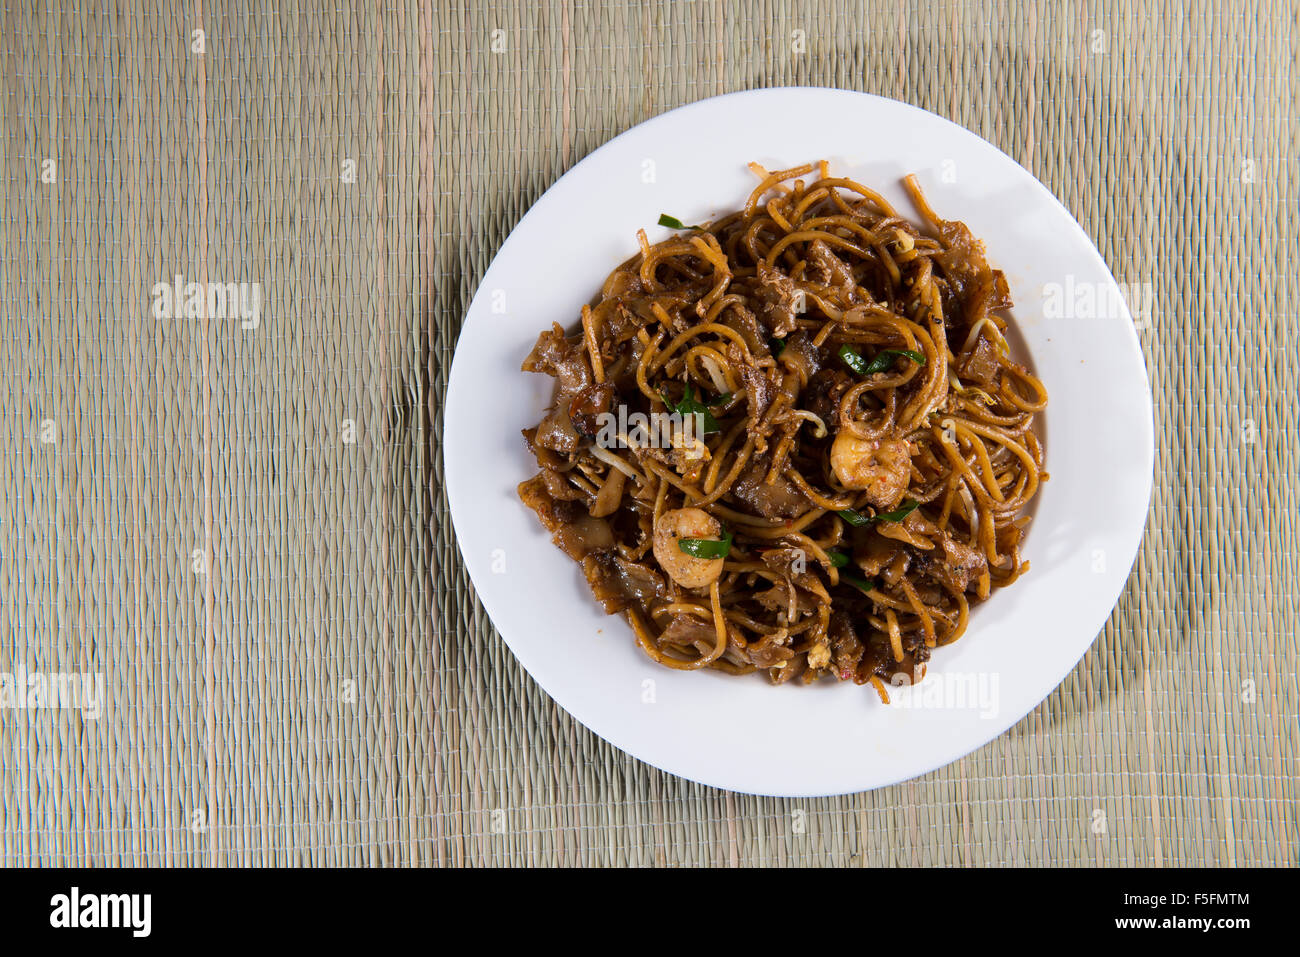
0,0,1296,868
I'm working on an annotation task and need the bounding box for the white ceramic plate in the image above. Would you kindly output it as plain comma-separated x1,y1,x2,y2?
445,88,1154,796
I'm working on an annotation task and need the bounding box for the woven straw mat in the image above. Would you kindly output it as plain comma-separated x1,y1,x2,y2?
0,1,1296,866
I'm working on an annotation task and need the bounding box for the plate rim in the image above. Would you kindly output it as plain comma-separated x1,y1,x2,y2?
444,86,1156,796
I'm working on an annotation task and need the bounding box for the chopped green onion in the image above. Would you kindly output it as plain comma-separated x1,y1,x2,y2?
837,508,871,527
658,214,703,231
838,499,920,527
837,344,869,375
677,529,733,559
661,383,729,434
873,499,920,523
838,344,926,377
771,337,786,357
861,349,927,375
827,550,850,568
839,572,876,594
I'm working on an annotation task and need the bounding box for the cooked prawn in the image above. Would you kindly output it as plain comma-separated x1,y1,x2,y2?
652,507,726,588
830,433,911,508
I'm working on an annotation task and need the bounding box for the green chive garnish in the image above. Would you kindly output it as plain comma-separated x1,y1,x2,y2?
839,572,876,594
678,529,733,559
862,349,926,375
838,344,926,376
837,344,869,375
661,383,730,435
873,499,921,523
827,550,850,568
658,214,704,231
838,499,920,527
837,508,871,527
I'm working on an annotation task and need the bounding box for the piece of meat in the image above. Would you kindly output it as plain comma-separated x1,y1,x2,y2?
659,614,717,650
829,613,864,682
539,467,587,503
721,302,769,356
759,546,806,577
731,456,811,519
534,402,582,454
752,583,818,618
933,222,989,306
854,531,907,576
855,634,896,683
551,514,615,561
875,507,941,550
521,426,568,470
957,334,999,386
777,331,821,382
806,238,855,294
758,548,828,595
567,382,617,438
728,341,775,434
752,260,800,337
603,269,644,301
996,520,1025,554
603,301,645,348
518,474,586,533
933,222,1013,330
522,322,593,394
800,368,853,426
926,535,988,593
769,654,806,685
988,270,1013,310
581,552,667,614
747,630,794,668
520,471,615,561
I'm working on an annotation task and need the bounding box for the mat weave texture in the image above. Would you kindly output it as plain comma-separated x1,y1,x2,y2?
1,0,1296,867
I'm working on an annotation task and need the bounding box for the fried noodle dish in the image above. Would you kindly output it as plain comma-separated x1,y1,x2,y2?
518,161,1048,700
